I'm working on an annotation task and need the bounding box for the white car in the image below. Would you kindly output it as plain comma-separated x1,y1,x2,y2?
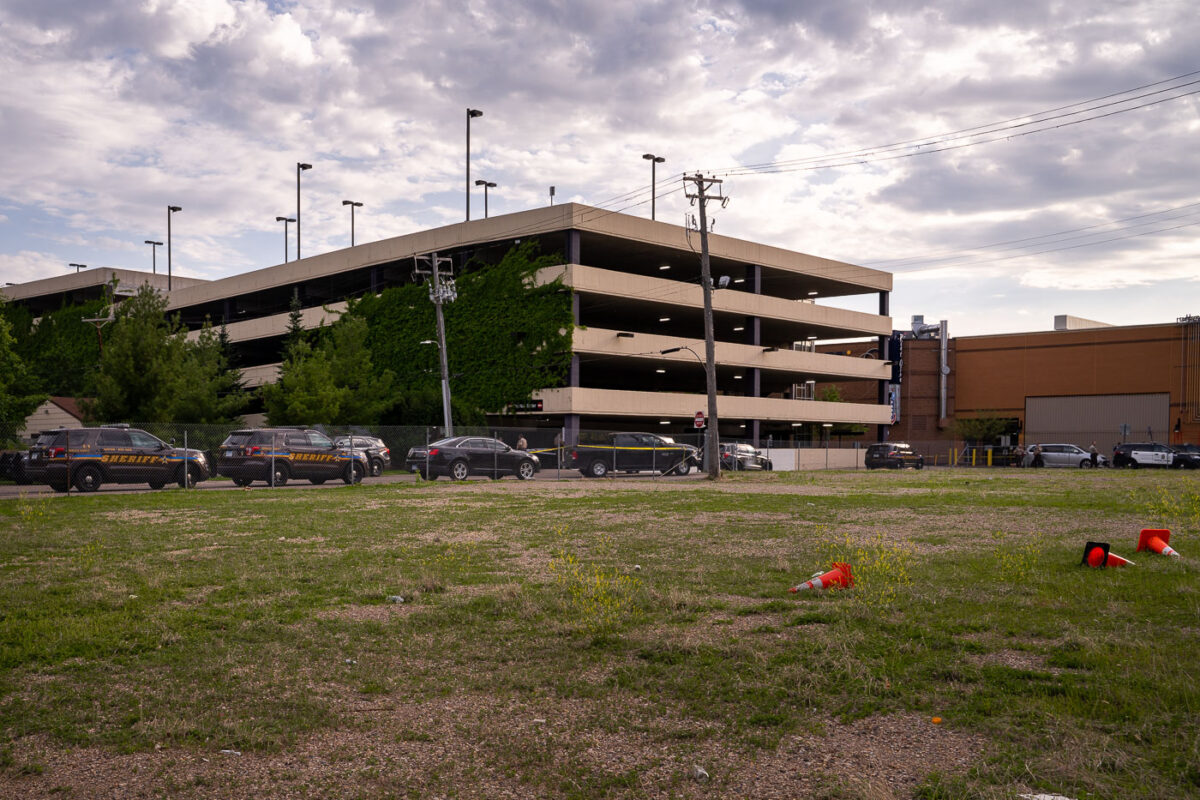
1112,442,1174,468
1024,443,1107,468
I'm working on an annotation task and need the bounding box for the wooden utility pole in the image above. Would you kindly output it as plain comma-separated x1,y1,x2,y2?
684,173,727,479
414,252,457,437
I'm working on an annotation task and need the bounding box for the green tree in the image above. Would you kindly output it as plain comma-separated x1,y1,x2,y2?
86,285,249,424
954,414,1010,444
817,385,869,438
0,312,45,426
261,315,396,425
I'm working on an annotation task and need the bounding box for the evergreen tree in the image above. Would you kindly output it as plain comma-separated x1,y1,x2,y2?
261,315,396,425
86,284,248,424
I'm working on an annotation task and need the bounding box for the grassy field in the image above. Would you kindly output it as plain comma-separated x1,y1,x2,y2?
0,469,1197,799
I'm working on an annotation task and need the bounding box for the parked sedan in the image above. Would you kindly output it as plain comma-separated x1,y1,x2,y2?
1024,443,1108,468
333,435,391,477
406,436,540,480
719,442,773,471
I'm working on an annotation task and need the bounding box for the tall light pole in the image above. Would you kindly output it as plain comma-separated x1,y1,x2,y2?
466,108,483,220
342,200,362,246
68,262,87,273
144,240,162,274
642,153,665,220
167,205,181,291
474,180,496,218
275,216,295,262
296,162,312,259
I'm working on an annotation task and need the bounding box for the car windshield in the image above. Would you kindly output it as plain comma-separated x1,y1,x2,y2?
659,436,677,444
222,432,254,447
428,437,460,447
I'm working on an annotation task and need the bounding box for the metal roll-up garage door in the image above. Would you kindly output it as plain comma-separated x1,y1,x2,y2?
1025,393,1169,451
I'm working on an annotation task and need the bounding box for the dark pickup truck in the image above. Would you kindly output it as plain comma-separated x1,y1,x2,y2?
570,432,701,478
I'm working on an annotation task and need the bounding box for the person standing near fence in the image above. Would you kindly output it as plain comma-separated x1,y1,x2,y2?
1089,441,1099,467
516,435,528,451
1031,444,1044,468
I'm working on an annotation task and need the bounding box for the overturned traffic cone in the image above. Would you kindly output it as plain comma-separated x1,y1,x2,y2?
1080,541,1134,569
789,562,854,592
1136,528,1180,558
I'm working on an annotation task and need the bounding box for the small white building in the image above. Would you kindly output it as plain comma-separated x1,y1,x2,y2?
19,397,87,441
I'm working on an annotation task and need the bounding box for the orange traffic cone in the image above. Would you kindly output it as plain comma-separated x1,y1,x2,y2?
1136,528,1180,558
1080,541,1134,568
789,562,854,592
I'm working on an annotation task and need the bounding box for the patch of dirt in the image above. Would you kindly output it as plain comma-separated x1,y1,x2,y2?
0,702,985,800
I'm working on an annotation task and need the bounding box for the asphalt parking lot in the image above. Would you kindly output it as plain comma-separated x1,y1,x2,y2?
0,467,709,498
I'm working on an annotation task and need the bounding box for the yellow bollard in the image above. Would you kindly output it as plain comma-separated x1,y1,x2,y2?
971,449,976,467
987,449,993,467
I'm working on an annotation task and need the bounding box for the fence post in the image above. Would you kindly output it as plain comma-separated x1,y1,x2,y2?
184,429,188,490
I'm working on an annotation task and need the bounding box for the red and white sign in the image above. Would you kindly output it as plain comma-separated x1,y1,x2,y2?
694,411,706,429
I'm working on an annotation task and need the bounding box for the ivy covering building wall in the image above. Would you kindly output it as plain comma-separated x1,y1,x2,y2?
347,240,574,425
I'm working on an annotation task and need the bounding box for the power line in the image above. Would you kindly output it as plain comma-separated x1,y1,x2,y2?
707,72,1200,177
869,200,1200,269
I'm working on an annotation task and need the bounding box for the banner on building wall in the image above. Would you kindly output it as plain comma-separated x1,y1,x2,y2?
889,383,901,425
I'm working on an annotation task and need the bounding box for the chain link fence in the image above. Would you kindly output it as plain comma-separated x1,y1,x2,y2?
0,418,1057,491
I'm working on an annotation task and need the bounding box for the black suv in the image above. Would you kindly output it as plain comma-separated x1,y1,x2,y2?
865,442,924,469
216,428,369,486
26,426,210,492
332,435,391,477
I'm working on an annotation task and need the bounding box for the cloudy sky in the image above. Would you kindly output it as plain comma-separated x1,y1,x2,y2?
1,0,1197,336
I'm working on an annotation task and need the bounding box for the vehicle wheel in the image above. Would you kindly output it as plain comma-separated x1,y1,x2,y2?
587,460,609,479
270,464,289,487
916,462,924,470
178,464,201,489
74,464,102,492
370,459,384,478
232,476,252,487
50,480,69,493
1080,460,1093,469
149,480,166,490
310,477,327,485
449,459,470,481
415,468,429,481
672,461,691,476
516,459,536,480
1128,460,1139,469
344,461,365,484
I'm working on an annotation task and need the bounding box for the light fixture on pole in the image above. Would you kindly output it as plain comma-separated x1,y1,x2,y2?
341,200,362,246
68,262,87,273
275,216,295,263
296,162,312,259
549,186,555,206
466,108,483,221
166,205,181,291
642,153,665,220
143,241,162,274
474,180,496,218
